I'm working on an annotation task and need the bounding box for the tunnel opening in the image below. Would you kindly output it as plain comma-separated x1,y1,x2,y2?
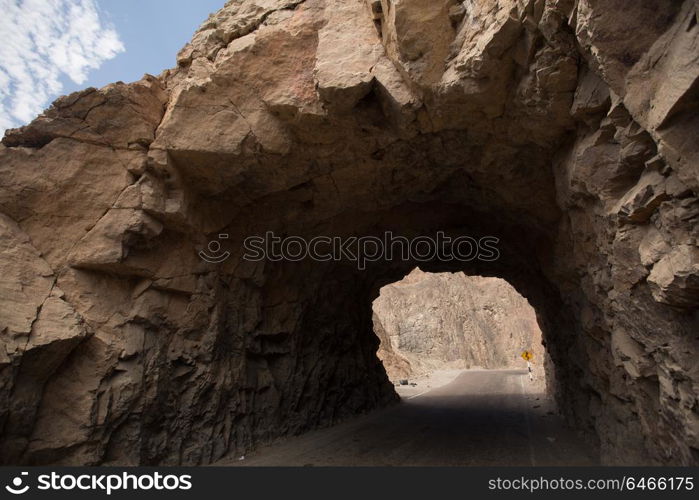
372,267,548,394
243,200,602,465
225,250,601,465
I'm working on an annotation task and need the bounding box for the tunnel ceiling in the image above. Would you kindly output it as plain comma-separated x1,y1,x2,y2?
1,0,698,466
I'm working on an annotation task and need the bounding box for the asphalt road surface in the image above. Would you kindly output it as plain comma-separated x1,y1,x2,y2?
222,369,599,466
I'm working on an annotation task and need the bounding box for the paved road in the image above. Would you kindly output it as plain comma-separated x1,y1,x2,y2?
222,370,599,466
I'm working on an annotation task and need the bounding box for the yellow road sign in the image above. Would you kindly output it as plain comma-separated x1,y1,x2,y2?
521,350,533,361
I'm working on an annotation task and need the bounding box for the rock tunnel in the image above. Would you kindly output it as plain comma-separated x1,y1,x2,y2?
0,0,698,466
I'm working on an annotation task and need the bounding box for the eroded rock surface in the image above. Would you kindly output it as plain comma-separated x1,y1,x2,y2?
373,269,544,381
1,0,698,465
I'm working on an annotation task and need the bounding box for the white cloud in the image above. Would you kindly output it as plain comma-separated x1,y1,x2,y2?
0,0,124,133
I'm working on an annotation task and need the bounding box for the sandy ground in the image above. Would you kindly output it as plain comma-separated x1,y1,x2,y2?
392,368,464,399
218,369,598,466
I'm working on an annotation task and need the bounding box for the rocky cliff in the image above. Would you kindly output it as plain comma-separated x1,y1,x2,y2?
0,0,698,465
374,269,544,380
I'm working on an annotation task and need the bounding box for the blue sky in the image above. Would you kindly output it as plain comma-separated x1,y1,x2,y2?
0,0,225,133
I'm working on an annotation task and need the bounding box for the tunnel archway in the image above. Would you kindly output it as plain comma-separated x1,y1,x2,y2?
244,199,589,454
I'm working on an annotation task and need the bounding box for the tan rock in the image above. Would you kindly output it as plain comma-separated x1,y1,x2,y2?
0,0,698,468
314,0,381,111
374,269,544,380
639,227,671,267
647,245,699,308
616,170,668,223
69,209,164,275
0,214,55,339
0,216,88,461
2,76,166,149
378,0,455,87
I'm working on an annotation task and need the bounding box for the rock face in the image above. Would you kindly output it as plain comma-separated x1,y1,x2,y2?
0,0,698,465
373,269,544,381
